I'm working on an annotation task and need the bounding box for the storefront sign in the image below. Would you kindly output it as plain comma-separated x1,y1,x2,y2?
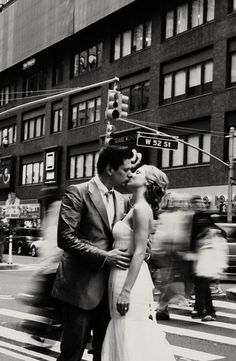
0,203,40,219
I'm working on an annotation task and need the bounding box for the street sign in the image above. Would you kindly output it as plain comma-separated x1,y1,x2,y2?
136,133,178,150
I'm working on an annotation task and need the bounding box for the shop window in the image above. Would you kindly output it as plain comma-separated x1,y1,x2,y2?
69,151,99,179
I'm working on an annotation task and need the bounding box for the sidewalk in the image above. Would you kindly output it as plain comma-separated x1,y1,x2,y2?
0,262,19,270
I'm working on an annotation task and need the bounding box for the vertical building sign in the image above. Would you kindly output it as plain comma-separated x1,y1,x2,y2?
0,157,14,189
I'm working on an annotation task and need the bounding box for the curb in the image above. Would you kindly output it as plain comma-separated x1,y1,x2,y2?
0,263,19,270
226,287,236,301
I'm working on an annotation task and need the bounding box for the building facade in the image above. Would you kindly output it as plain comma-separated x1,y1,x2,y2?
0,0,236,223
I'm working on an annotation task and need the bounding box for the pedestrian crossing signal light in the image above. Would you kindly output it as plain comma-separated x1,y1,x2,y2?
105,90,129,120
105,121,115,145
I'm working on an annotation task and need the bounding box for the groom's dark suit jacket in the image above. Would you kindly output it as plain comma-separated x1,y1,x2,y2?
52,177,127,310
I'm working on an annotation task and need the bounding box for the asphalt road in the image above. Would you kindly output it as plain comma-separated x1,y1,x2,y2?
0,256,236,361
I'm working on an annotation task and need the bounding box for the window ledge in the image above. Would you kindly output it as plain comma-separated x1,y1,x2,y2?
163,20,214,42
163,163,210,171
159,91,213,108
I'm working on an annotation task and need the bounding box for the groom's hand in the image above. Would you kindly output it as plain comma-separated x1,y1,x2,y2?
107,248,131,269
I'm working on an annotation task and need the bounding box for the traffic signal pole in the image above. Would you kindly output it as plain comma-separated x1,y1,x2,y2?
117,116,233,222
227,127,235,223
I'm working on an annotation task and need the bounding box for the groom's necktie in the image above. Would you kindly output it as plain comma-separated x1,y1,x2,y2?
105,190,115,228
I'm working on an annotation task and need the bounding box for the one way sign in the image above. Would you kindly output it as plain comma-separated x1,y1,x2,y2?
137,133,178,150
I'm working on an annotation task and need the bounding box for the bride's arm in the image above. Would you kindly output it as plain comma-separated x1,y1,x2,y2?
117,204,151,316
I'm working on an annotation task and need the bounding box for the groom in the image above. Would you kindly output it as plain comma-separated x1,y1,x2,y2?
52,145,134,361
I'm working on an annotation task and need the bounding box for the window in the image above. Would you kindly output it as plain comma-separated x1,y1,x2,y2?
164,0,215,39
174,70,186,97
172,140,184,166
112,20,152,61
73,43,103,77
187,135,199,164
0,84,15,106
23,70,46,97
132,24,143,52
123,80,150,113
191,0,204,28
69,151,99,179
161,59,213,103
0,125,17,146
230,52,236,84
52,109,63,133
53,59,64,85
176,4,188,34
23,115,45,140
165,10,174,39
70,97,101,128
161,132,211,168
22,161,44,185
229,0,236,12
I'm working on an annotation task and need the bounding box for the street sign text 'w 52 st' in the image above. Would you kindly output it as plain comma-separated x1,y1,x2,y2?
137,133,178,150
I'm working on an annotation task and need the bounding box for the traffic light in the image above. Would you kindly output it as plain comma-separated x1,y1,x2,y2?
104,121,115,145
106,90,120,120
117,92,129,119
105,90,129,120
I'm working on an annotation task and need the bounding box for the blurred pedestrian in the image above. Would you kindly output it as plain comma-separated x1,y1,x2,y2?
52,145,135,361
192,223,228,321
189,195,227,320
18,186,63,345
150,194,193,320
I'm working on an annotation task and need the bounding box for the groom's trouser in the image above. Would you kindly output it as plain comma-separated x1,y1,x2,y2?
57,290,110,361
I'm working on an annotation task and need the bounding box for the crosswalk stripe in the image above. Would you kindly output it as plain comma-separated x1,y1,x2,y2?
0,325,60,353
0,347,42,361
162,324,236,346
213,300,236,310
172,345,224,361
0,340,55,360
170,305,236,320
0,325,223,361
170,313,236,330
0,308,50,324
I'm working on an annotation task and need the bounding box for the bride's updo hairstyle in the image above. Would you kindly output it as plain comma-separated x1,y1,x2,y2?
142,165,169,219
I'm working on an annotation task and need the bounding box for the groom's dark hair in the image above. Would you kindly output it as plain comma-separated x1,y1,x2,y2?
97,145,133,174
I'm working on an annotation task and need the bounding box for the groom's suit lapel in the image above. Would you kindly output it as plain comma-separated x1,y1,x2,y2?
88,178,110,231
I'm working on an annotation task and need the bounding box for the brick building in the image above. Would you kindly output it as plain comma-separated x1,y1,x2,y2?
0,0,235,223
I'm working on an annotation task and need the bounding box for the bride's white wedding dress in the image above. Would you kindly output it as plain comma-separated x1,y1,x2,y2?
102,220,176,361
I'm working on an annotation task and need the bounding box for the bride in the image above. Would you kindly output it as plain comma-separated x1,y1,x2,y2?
102,165,176,361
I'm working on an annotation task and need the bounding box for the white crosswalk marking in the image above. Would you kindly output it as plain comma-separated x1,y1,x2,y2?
1,298,235,360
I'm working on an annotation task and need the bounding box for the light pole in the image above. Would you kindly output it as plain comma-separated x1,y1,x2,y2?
227,127,235,223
